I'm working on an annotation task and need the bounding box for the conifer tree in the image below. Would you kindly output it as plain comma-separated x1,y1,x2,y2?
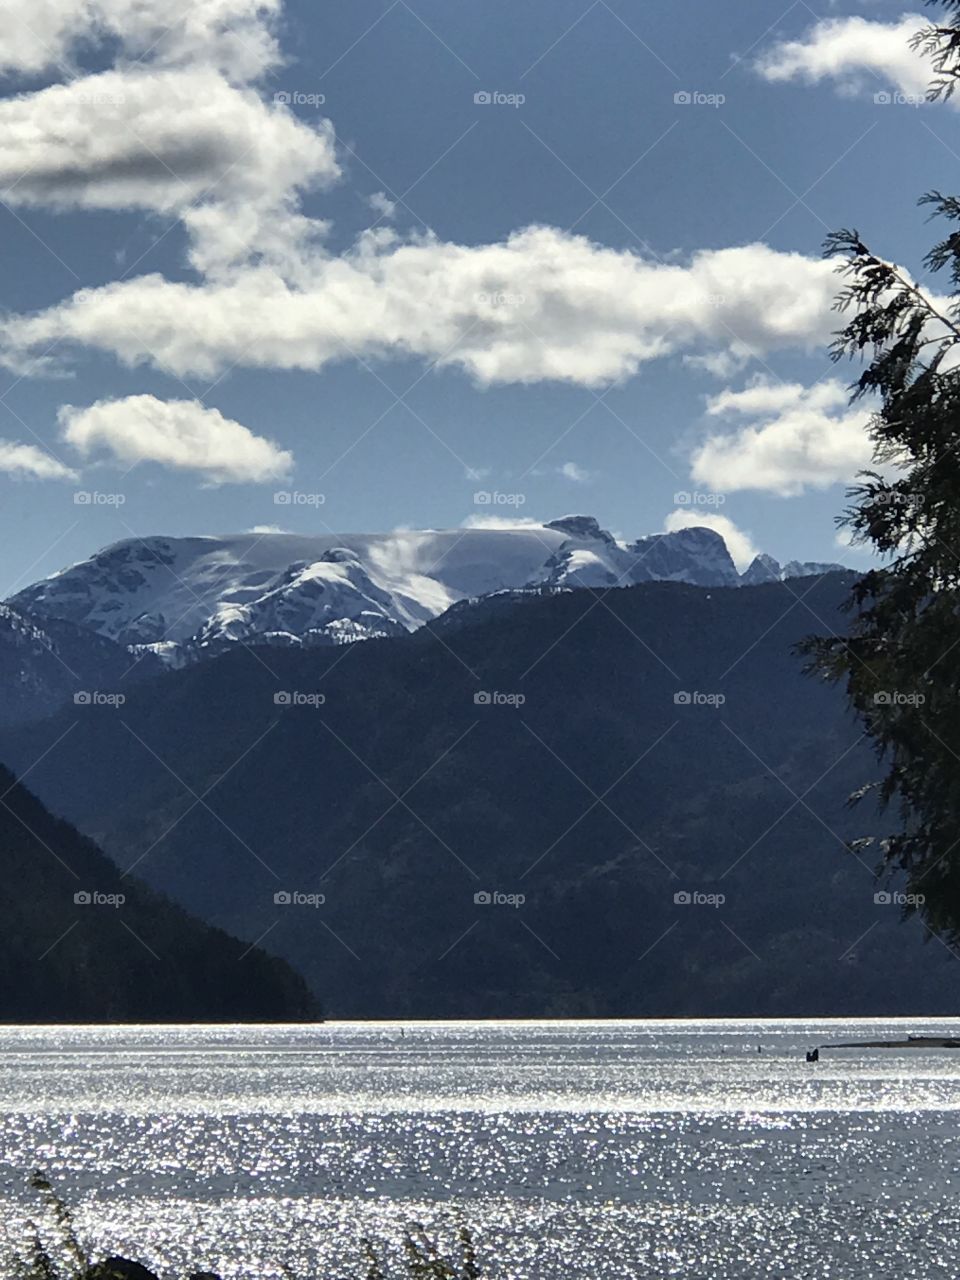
805,0,960,938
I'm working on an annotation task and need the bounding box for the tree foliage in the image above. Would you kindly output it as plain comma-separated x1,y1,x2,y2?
912,0,960,100
803,0,960,939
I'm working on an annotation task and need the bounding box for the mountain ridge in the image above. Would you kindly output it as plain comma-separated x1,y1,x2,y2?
0,763,319,1021
4,571,952,1020
8,518,848,667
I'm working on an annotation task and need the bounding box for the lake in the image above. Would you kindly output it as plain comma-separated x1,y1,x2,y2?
0,1019,958,1278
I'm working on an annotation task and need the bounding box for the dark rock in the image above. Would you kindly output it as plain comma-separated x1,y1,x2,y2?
89,1257,160,1280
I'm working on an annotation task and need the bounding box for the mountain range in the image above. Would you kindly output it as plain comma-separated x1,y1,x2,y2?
3,551,957,1020
8,517,846,667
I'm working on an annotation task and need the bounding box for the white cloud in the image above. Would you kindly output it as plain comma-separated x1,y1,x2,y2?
460,514,545,530
0,0,848,395
367,191,397,221
0,440,77,480
663,508,760,571
0,68,339,275
559,461,592,482
690,379,875,497
2,233,840,385
756,14,932,101
0,0,283,80
58,395,293,483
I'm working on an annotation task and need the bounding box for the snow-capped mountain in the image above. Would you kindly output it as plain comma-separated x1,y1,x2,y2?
8,518,847,666
740,553,848,585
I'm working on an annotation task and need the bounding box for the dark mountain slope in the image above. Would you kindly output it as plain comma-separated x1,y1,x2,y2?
0,602,159,728
3,573,956,1018
0,764,318,1021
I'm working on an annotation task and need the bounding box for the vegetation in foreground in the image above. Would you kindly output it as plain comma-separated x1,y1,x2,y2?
6,1174,482,1280
804,0,960,943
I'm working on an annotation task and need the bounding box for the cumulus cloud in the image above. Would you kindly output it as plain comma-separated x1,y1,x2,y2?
690,379,875,497
0,0,282,80
2,233,840,385
0,0,339,278
0,68,339,275
0,70,337,212
663,508,760,571
0,0,869,404
756,14,932,102
59,395,292,483
0,0,848,394
0,440,77,481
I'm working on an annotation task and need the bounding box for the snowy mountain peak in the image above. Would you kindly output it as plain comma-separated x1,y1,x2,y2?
628,527,740,588
782,559,849,580
740,553,850,585
9,519,849,665
741,553,783,586
544,514,615,544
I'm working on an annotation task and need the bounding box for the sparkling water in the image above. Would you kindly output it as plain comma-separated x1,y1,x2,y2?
0,1019,958,1278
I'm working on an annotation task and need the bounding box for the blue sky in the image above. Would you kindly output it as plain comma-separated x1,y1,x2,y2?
0,0,954,588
